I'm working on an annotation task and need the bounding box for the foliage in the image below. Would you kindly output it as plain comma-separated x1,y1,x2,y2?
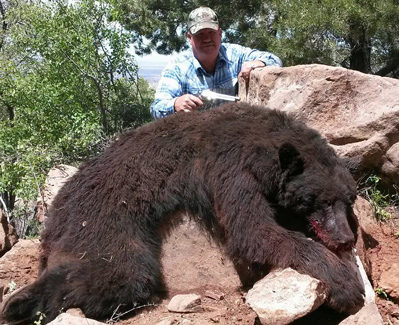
0,0,154,214
8,280,17,293
375,287,390,300
111,0,399,76
358,174,393,222
271,0,399,75
11,202,43,238
34,311,46,325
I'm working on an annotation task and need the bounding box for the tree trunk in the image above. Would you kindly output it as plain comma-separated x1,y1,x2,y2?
0,0,7,50
1,192,16,211
375,60,399,77
348,28,371,74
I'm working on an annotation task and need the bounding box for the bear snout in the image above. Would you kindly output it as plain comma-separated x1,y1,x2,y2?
317,213,355,252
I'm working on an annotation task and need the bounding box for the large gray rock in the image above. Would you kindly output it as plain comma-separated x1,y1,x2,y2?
239,64,399,184
245,268,327,325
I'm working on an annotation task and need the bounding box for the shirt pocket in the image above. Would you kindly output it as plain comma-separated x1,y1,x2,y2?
184,79,208,96
213,77,238,95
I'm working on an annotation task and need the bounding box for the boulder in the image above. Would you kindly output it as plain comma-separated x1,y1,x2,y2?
37,164,78,222
0,209,18,257
239,64,399,184
0,279,7,303
245,268,327,325
0,239,40,288
352,196,378,277
353,196,379,236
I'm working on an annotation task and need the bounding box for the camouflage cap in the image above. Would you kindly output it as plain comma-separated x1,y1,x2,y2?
188,7,219,34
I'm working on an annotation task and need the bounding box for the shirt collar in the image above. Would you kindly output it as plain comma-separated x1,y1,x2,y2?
193,44,227,74
217,44,228,64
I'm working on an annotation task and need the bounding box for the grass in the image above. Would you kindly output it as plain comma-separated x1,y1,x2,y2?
358,174,399,222
33,311,46,325
375,287,391,300
8,280,17,293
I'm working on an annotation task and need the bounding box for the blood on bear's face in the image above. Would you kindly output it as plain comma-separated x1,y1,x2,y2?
308,200,357,252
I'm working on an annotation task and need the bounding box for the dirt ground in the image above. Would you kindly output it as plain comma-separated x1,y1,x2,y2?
1,206,399,325
365,206,399,325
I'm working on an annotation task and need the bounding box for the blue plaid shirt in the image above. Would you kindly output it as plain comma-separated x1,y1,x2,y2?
150,43,282,119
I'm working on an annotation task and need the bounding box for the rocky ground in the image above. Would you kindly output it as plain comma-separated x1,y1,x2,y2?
366,206,399,324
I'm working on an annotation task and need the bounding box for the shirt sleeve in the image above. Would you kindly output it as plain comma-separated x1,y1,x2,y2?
150,64,182,120
240,45,283,67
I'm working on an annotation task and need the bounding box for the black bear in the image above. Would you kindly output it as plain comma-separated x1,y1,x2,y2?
1,103,364,324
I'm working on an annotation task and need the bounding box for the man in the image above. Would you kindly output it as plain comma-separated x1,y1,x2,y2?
150,7,283,120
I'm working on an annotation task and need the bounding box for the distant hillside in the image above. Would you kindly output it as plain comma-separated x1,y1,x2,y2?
138,66,163,89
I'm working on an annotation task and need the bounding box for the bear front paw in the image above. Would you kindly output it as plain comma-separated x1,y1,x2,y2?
325,264,365,314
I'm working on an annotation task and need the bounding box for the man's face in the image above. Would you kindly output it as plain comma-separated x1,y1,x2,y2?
188,28,222,62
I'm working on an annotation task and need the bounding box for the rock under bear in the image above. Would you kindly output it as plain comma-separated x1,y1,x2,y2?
0,102,365,324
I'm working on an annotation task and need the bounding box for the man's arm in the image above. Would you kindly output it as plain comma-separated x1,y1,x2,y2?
174,94,203,113
150,65,204,120
235,46,283,80
240,60,267,80
150,70,180,120
242,48,283,67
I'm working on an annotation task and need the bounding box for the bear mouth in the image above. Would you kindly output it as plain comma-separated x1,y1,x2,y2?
309,220,354,254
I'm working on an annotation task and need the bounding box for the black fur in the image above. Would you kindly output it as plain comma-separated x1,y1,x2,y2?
1,103,364,324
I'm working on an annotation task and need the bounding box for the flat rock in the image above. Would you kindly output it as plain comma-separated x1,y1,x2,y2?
167,294,203,313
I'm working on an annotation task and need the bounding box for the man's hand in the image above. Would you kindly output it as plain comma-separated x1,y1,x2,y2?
240,60,266,80
174,94,204,113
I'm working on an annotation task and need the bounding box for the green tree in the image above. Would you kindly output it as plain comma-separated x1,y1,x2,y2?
0,0,153,213
272,0,399,75
112,0,399,77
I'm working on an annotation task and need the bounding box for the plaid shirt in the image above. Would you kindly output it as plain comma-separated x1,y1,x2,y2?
150,43,282,119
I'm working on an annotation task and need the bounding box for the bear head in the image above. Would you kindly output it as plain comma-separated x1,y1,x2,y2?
276,143,358,253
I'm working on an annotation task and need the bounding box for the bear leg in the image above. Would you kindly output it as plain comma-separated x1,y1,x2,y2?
1,243,163,324
218,193,365,314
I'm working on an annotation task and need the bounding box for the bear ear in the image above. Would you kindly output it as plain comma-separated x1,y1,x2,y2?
278,143,304,176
